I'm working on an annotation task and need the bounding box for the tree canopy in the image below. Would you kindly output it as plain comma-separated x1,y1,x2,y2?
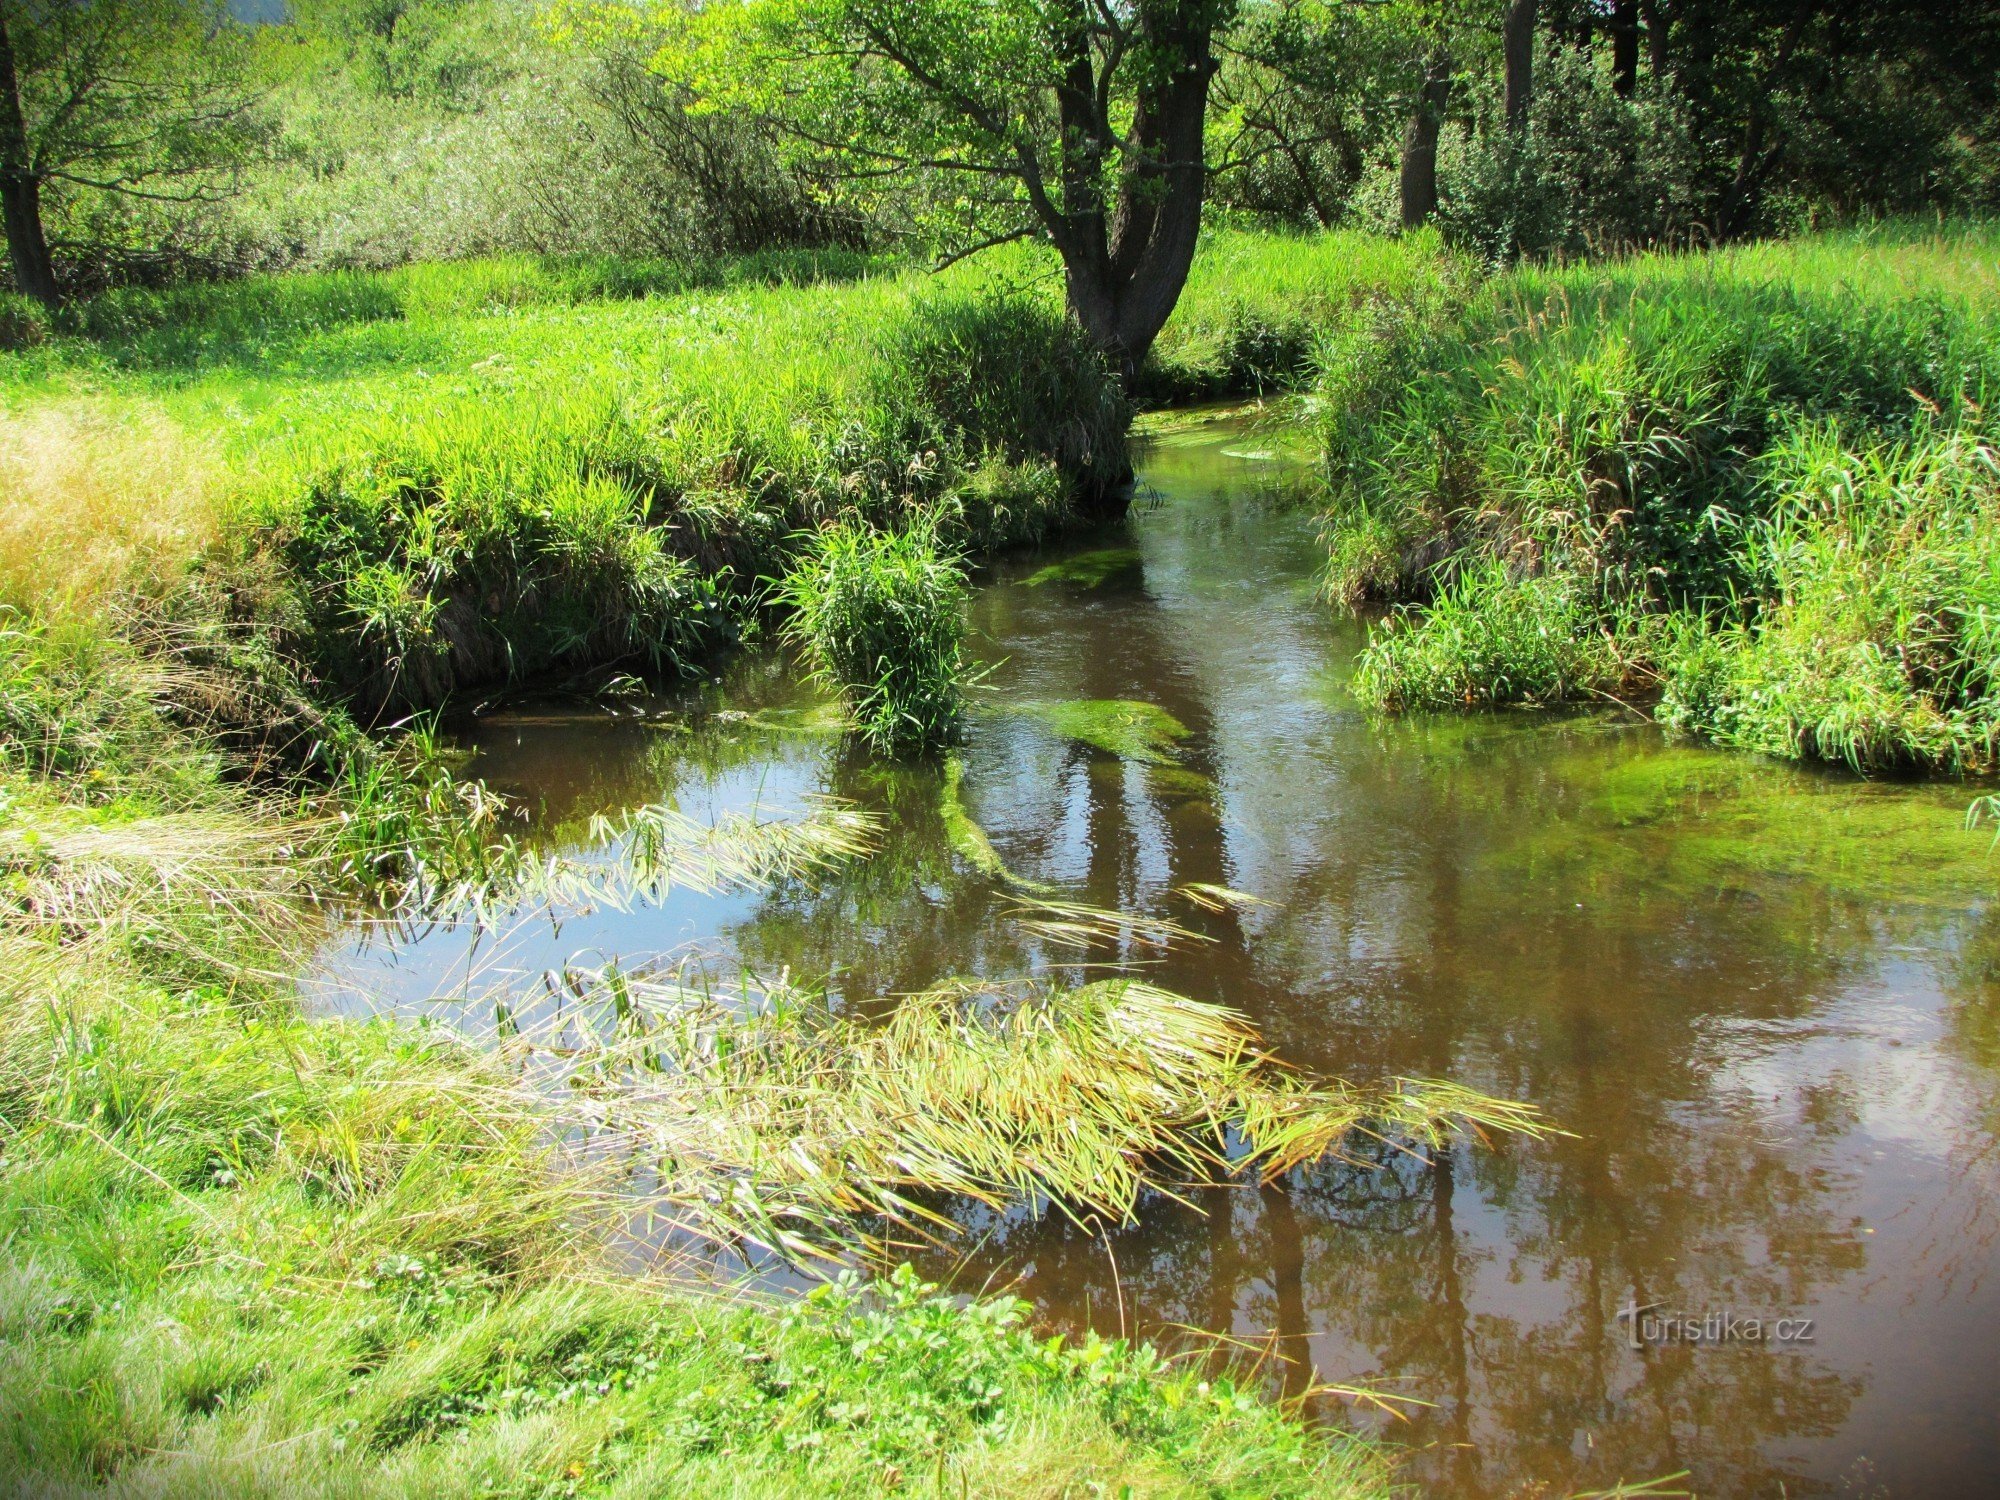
649,0,1244,377
0,0,261,307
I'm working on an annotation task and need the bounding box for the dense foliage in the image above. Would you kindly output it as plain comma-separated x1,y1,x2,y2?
1319,224,2000,771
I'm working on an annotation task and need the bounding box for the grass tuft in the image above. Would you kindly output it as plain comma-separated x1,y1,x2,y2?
778,515,969,754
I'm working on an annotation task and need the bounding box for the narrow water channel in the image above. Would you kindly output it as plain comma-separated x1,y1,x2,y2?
312,407,2000,1499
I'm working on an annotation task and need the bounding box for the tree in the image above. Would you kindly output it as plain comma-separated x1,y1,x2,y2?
1399,46,1452,226
0,0,259,309
1210,0,1417,231
655,0,1245,383
1501,0,1535,127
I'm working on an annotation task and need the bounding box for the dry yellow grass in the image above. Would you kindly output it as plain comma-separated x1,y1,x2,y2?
0,400,219,614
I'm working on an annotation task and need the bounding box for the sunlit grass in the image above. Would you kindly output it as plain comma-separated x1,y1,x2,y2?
551,970,1551,1265
0,400,220,615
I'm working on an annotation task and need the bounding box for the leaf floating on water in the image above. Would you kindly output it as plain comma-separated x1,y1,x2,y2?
1173,882,1276,914
1009,698,1190,764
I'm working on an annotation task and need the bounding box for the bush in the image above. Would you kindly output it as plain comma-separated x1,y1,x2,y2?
1435,49,1702,264
779,515,968,754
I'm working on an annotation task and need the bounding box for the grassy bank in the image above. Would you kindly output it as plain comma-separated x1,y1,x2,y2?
1315,222,2000,773
4,249,1136,721
0,622,1412,1497
0,236,1468,1491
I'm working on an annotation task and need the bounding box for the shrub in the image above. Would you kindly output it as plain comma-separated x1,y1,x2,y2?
1435,48,1702,264
778,515,968,754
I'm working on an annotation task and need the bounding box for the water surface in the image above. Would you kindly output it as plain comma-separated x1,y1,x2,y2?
314,408,2000,1500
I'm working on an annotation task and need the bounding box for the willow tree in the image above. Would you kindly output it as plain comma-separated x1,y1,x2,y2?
0,0,258,310
653,0,1243,383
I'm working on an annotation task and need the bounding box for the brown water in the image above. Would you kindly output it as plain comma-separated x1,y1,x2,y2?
313,407,2000,1499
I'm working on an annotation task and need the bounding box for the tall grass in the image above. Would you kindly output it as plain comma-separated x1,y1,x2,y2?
1659,425,2000,771
553,970,1549,1264
0,402,219,614
1320,222,2000,768
778,515,970,753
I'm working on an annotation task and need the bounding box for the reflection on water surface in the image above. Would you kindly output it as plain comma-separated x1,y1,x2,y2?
313,407,2000,1499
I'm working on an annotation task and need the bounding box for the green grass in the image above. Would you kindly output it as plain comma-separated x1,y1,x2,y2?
0,227,1550,1495
0,631,1401,1498
1,229,1458,725
4,251,1131,719
778,515,970,754
1316,221,2000,770
0,934,1393,1498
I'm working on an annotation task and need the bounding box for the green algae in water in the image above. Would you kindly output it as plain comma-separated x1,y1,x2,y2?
939,755,1009,883
1494,743,2000,910
1021,548,1144,590
1010,699,1191,765
1143,763,1216,802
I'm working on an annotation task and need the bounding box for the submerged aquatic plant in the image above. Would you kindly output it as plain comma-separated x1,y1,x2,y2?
1009,697,1190,763
1021,548,1144,590
779,514,969,754
550,973,1551,1264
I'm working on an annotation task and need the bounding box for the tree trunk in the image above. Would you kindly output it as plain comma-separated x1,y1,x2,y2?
1503,0,1538,129
1717,0,1811,241
1639,0,1671,83
1612,0,1640,96
0,11,57,311
1399,52,1453,229
1048,8,1218,388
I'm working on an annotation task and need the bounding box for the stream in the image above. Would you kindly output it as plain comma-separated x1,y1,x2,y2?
311,406,2000,1499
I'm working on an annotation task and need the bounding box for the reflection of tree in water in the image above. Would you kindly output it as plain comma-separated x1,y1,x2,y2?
902,544,1912,1496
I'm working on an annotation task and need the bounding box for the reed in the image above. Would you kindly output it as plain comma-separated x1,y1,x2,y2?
550,971,1551,1265
777,514,970,753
